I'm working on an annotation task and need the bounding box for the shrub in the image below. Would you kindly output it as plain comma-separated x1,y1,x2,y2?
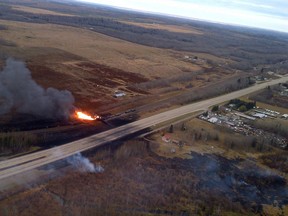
211,105,219,112
0,132,37,154
238,105,247,112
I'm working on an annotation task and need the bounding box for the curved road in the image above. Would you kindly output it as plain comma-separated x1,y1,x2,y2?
0,76,287,180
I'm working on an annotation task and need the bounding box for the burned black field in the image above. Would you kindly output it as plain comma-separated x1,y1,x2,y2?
1,140,287,216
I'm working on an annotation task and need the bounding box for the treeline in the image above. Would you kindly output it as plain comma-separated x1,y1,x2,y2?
251,119,288,138
250,87,288,109
228,98,256,112
168,76,252,105
172,122,271,153
223,134,270,152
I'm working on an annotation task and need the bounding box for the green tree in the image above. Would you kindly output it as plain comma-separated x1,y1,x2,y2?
179,141,184,149
211,105,219,112
169,125,174,133
181,123,186,131
238,105,247,112
267,85,271,91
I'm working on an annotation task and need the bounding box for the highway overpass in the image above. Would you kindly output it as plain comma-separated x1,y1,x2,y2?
0,76,287,180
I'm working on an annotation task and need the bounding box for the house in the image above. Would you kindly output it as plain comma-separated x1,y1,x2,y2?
162,134,171,143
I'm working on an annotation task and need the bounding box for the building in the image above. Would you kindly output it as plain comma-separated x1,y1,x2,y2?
252,113,267,119
208,117,220,124
162,134,171,143
114,91,126,98
280,89,288,96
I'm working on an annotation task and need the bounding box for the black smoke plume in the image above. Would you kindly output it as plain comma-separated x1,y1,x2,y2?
0,58,75,119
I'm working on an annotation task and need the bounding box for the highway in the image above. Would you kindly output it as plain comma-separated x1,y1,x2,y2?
0,76,287,180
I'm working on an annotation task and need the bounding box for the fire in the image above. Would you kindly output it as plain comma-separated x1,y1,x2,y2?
76,111,98,121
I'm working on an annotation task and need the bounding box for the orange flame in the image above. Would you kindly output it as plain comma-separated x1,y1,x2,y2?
76,111,97,121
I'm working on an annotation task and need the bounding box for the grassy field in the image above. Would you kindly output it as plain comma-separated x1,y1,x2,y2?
11,5,75,16
120,20,204,34
0,20,203,79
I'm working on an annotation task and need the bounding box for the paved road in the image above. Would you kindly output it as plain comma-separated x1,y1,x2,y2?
0,76,287,180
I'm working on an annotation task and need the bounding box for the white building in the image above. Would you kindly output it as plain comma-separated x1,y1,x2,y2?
253,113,267,119
208,117,220,124
114,91,126,98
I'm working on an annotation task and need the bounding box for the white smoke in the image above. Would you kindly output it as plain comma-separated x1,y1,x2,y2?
0,58,75,119
67,152,104,173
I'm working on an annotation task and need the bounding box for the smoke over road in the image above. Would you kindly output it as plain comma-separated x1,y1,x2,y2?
0,58,75,119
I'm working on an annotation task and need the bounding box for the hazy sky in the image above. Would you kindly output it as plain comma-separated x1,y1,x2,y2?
76,0,288,33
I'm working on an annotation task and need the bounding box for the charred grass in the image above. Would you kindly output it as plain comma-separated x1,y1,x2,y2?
260,152,288,173
0,140,287,216
26,57,148,111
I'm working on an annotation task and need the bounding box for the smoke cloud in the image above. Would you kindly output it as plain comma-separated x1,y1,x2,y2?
67,152,104,173
0,58,75,119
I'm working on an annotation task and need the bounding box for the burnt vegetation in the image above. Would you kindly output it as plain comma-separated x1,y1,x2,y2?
1,140,287,216
261,152,288,173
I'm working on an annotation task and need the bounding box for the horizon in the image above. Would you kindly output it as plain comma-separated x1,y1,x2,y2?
74,0,288,33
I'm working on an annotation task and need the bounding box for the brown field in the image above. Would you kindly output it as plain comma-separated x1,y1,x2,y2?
12,5,75,16
120,21,203,34
0,20,204,78
0,19,236,115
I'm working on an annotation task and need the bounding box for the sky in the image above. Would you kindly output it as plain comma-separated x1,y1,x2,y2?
75,0,288,33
